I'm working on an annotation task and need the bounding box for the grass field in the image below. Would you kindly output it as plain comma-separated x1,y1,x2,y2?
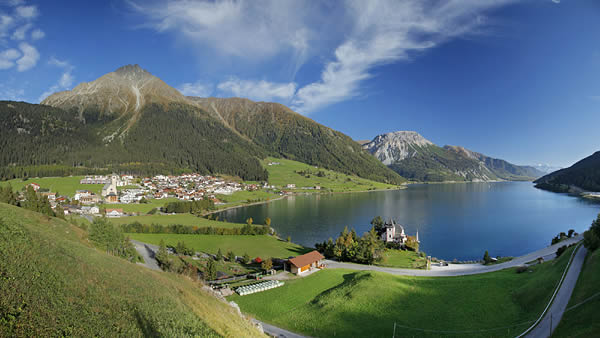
0,202,262,337
553,248,600,337
263,157,400,192
127,233,311,259
116,197,179,214
216,190,280,209
0,176,103,196
377,249,427,269
229,247,575,337
109,213,246,228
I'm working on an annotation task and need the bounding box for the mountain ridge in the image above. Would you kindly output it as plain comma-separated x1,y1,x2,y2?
363,131,544,182
534,151,600,192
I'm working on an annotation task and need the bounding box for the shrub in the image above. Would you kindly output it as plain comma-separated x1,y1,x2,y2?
556,245,568,257
516,266,528,274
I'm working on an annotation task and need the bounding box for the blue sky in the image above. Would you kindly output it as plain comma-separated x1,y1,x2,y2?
0,0,599,167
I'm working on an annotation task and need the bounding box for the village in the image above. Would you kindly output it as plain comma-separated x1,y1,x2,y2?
22,173,258,218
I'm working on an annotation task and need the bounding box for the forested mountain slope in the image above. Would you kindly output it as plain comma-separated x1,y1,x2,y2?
534,151,600,192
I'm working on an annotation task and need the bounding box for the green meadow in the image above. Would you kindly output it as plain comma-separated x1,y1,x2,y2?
0,176,103,196
377,249,427,269
109,213,245,229
127,233,311,259
229,247,575,338
263,157,400,192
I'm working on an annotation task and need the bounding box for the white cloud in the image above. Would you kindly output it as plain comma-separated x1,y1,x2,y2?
11,22,31,40
38,57,75,102
30,28,43,40
133,0,516,114
292,0,516,114
0,48,20,69
0,14,14,37
217,78,297,102
0,86,25,101
15,5,38,19
6,0,25,6
178,81,213,97
551,0,560,3
15,42,38,71
129,0,315,69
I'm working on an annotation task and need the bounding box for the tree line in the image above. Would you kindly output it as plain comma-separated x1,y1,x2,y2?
120,221,270,236
315,226,384,264
162,200,215,214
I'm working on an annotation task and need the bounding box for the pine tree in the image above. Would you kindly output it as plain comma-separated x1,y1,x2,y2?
483,250,491,264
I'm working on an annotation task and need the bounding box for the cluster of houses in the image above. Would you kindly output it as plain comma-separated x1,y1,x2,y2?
22,173,258,218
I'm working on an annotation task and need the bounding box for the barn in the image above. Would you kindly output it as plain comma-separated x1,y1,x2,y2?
287,250,325,275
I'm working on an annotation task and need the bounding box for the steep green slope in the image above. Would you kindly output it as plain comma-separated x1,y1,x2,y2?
190,97,405,185
0,203,263,337
0,100,268,181
534,151,600,192
553,248,600,337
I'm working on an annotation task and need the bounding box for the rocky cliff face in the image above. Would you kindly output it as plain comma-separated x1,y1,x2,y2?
362,131,434,165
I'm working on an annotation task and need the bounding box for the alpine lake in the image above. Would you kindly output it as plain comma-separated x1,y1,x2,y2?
215,182,600,261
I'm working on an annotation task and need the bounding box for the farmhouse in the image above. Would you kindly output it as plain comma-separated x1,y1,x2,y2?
287,250,325,275
381,219,407,244
105,208,124,218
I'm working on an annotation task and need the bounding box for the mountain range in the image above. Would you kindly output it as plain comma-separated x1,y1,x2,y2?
362,131,544,182
534,151,600,192
0,65,403,184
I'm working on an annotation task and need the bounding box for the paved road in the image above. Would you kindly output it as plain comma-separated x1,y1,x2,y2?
131,239,161,271
526,245,587,338
325,235,582,277
253,319,307,338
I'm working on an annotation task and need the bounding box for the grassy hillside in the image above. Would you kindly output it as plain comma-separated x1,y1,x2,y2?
263,157,400,192
127,233,310,259
0,203,263,337
0,176,103,196
553,248,600,337
230,248,575,337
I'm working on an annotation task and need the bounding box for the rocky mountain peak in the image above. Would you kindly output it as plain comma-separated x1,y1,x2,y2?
362,131,434,165
41,64,185,119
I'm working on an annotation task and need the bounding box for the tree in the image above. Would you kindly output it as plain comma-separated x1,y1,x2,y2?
286,235,291,242
156,239,169,268
264,217,271,227
261,257,273,271
583,214,600,251
54,205,65,219
568,229,575,238
371,216,385,236
140,197,149,204
216,248,223,261
242,253,250,264
246,217,253,226
227,251,236,262
205,259,217,281
483,250,491,264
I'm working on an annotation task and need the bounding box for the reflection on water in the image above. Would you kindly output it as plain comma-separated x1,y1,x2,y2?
216,182,600,260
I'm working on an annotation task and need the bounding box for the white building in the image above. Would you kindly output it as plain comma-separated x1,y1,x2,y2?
381,220,408,244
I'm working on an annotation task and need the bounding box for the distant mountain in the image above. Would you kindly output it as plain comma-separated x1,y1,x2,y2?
534,151,600,192
1,65,404,184
528,164,563,175
363,131,544,182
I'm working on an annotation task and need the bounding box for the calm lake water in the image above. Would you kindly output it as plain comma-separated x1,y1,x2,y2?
215,182,600,260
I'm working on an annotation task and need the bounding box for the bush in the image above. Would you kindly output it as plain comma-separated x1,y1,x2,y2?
516,266,528,274
556,245,568,257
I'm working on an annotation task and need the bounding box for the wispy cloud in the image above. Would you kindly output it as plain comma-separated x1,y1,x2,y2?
15,5,38,19
38,57,75,102
133,0,516,114
0,1,42,71
11,22,31,40
217,78,297,102
15,41,38,71
178,81,213,97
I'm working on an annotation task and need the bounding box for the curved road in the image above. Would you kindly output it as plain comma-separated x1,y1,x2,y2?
525,245,587,338
131,239,161,271
325,235,582,276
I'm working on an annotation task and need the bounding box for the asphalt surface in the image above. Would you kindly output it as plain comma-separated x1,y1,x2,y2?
253,319,307,338
525,245,587,338
325,235,582,277
131,239,161,271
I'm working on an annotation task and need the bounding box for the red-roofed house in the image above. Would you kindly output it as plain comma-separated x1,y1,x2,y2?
287,250,325,275
105,208,124,218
